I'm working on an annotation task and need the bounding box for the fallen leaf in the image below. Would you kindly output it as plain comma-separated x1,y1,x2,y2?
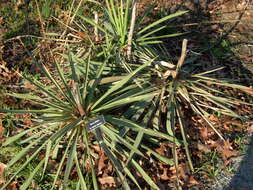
155,142,167,156
76,31,89,39
197,142,211,153
0,162,7,184
159,164,169,181
98,152,107,174
187,175,199,186
170,163,189,181
247,125,253,133
6,181,18,190
199,127,208,141
98,176,116,186
0,17,3,25
209,115,218,122
213,140,238,164
160,170,170,180
0,119,4,144
24,81,37,90
223,121,243,132
178,163,189,180
240,87,253,95
92,145,101,153
0,119,3,138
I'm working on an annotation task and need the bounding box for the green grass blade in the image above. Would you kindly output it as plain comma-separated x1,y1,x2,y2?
94,129,130,189
107,0,120,34
123,167,142,189
64,135,78,186
131,159,160,190
139,40,162,45
137,25,166,40
82,126,98,190
91,60,152,110
93,92,157,113
42,140,52,178
7,134,47,168
6,93,70,111
50,118,82,142
166,99,176,136
126,130,144,165
40,63,70,101
142,144,174,165
54,59,77,106
101,125,144,157
2,124,45,146
51,132,75,190
0,109,57,114
22,74,70,107
105,116,181,145
83,56,90,103
75,155,88,190
138,11,188,35
78,15,108,34
20,159,45,190
100,134,131,190
138,32,188,41
86,59,108,106
123,0,131,39
0,136,51,190
176,104,194,172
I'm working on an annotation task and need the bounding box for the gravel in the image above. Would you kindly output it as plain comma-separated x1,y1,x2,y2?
202,135,253,190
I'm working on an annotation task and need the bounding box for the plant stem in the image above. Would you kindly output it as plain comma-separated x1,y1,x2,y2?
94,11,99,41
127,0,137,59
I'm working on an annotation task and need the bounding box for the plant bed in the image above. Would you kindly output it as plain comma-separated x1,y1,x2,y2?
0,1,253,190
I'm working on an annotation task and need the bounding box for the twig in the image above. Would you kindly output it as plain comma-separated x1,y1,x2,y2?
94,11,99,42
35,0,45,37
177,39,188,69
127,0,137,59
2,34,80,44
174,39,188,78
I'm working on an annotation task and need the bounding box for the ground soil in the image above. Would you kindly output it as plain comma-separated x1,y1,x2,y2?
0,0,253,189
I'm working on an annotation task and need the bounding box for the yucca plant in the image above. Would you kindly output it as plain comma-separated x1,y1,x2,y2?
76,0,187,72
136,39,253,172
0,49,181,190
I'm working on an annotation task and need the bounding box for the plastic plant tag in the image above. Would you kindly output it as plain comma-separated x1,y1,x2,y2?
87,115,105,131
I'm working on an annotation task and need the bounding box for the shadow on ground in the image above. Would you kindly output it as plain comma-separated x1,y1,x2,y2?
225,135,253,190
156,0,253,189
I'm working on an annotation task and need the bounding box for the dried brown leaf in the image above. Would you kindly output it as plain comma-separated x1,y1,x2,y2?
0,119,3,138
0,162,7,185
200,127,209,141
6,181,18,190
76,31,89,39
0,17,3,25
160,168,169,181
98,176,116,186
223,121,243,132
98,152,107,174
209,115,218,122
247,125,253,133
0,119,4,144
214,140,238,163
197,142,211,153
24,81,37,90
240,87,253,95
187,175,199,186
